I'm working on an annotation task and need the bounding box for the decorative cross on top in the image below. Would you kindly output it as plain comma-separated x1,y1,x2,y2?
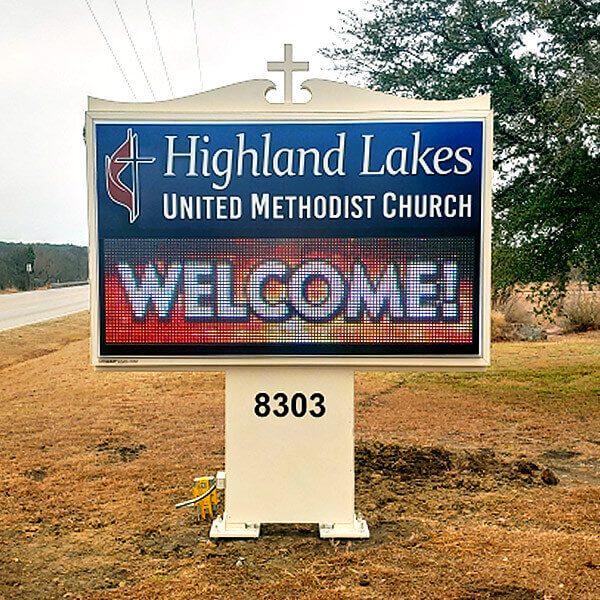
267,44,309,103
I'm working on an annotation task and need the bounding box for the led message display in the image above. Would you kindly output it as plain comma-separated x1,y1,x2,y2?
93,120,486,359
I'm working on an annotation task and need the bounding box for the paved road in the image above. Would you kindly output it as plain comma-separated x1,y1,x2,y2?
0,285,90,332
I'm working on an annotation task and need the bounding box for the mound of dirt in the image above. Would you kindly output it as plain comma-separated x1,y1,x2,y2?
356,442,454,479
355,441,550,487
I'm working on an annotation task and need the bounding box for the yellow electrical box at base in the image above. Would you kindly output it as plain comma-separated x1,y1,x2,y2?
192,476,217,520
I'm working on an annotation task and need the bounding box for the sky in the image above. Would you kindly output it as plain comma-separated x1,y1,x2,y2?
0,0,367,247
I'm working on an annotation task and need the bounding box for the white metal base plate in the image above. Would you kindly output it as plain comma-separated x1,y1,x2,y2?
210,515,261,539
210,515,369,539
319,514,370,539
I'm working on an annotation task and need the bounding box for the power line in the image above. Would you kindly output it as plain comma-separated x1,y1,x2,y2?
144,0,174,97
83,0,137,100
190,0,203,90
113,0,156,100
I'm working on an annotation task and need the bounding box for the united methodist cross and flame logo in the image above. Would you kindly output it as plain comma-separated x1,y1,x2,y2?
105,129,155,223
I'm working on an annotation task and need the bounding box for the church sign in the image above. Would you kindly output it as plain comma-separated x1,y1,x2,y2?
86,45,492,539
87,54,492,370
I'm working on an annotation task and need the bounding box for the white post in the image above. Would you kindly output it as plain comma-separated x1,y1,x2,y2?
210,367,369,538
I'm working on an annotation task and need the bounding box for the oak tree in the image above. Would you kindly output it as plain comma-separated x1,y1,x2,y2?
323,0,600,310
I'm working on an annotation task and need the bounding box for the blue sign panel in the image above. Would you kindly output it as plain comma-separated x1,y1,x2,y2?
94,120,485,357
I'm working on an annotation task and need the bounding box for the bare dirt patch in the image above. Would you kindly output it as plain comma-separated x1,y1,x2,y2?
0,319,599,599
456,585,544,600
355,442,554,487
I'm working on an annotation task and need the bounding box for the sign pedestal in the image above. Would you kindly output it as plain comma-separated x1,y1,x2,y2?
87,46,492,542
210,367,369,539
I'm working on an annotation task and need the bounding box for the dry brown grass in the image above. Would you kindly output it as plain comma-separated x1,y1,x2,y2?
560,292,600,333
0,316,599,600
491,309,509,341
494,294,535,325
0,311,89,370
491,295,542,341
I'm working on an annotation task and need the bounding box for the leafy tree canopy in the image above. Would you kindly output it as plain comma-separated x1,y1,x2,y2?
322,0,600,310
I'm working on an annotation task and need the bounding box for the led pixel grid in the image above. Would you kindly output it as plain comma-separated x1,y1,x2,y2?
102,237,477,355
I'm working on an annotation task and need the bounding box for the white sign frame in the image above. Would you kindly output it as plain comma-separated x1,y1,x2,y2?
86,79,492,371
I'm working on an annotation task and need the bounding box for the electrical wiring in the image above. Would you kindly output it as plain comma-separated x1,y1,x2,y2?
113,0,156,100
144,0,174,97
190,0,203,91
175,484,217,509
83,0,138,100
